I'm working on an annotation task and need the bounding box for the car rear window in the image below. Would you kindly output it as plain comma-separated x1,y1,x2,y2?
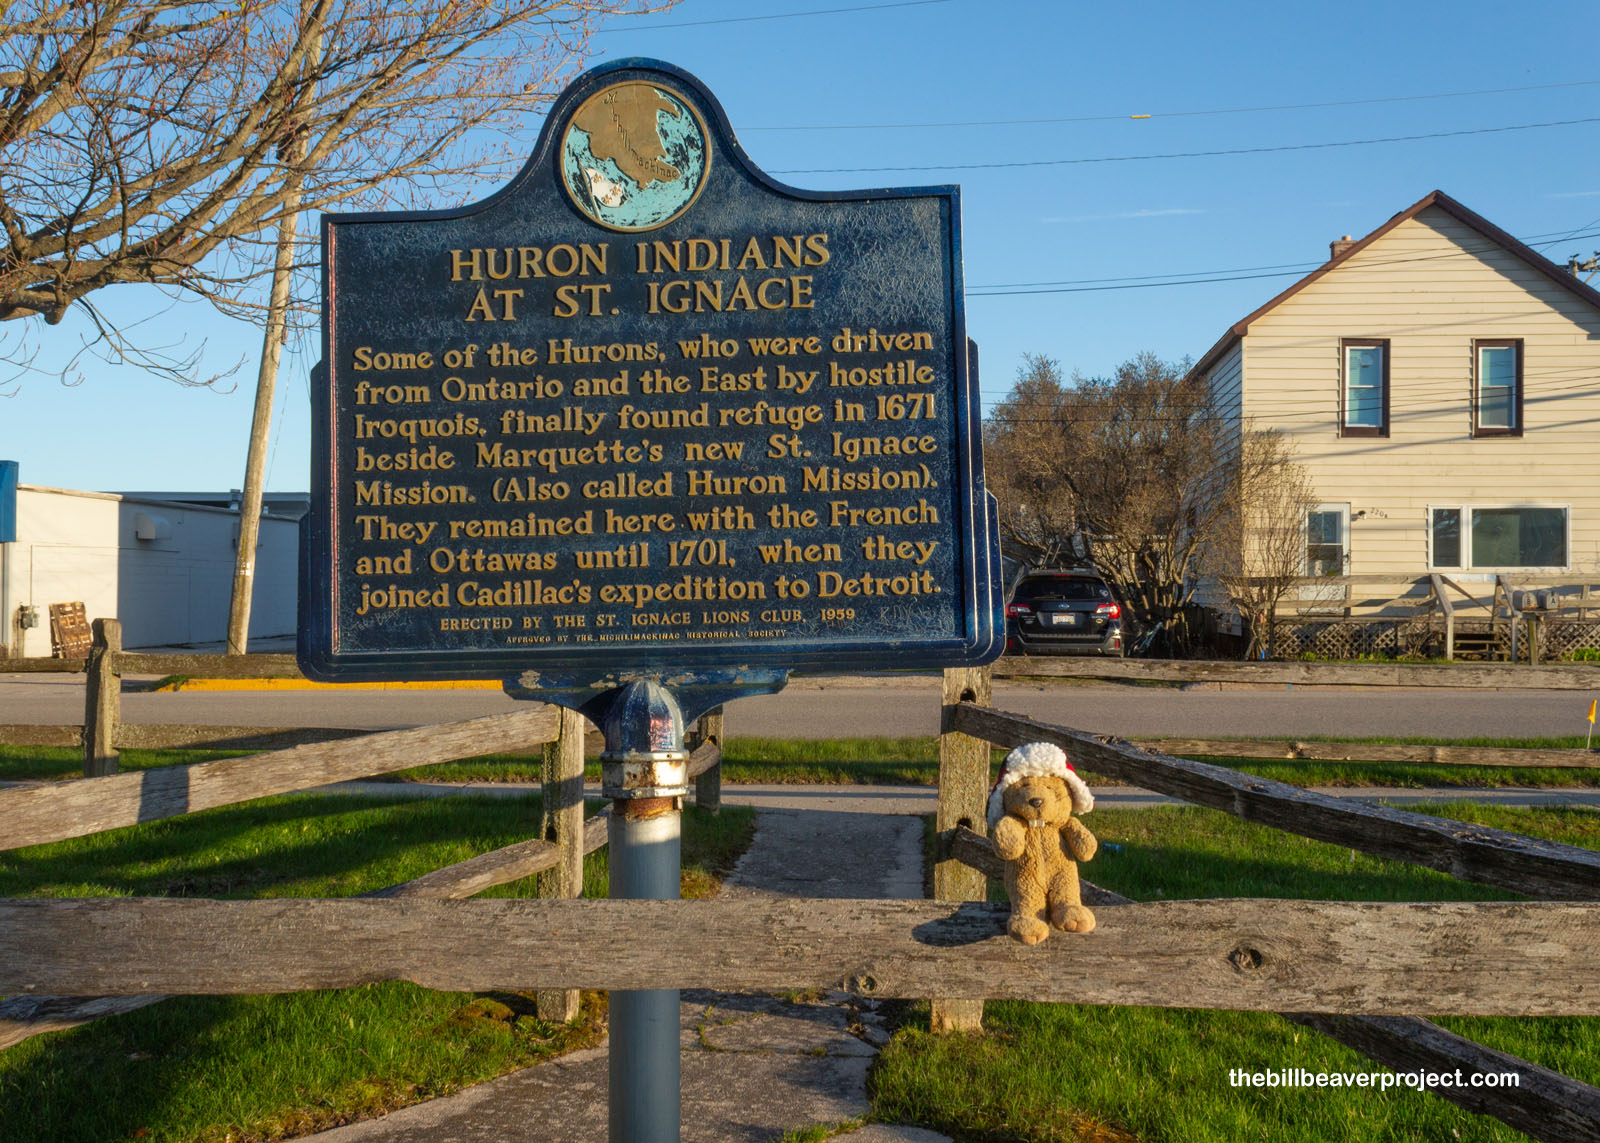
1012,578,1112,603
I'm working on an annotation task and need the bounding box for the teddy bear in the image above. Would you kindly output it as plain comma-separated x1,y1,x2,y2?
987,741,1099,944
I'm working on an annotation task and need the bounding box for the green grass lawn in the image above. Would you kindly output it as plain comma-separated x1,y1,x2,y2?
1224,756,1600,788
0,792,754,1143
871,802,1600,1143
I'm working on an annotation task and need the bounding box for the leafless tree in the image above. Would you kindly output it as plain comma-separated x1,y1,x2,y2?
1058,352,1234,649
1200,429,1319,659
983,353,1079,570
986,351,1249,651
0,0,663,385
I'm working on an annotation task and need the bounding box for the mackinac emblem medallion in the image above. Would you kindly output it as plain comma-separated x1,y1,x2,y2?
560,81,709,231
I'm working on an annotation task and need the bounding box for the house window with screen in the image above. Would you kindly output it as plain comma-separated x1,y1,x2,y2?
1306,509,1345,575
1430,505,1566,569
1341,338,1388,436
1473,339,1522,436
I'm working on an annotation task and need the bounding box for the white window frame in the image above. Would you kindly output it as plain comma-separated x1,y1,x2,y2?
1427,503,1570,571
1302,503,1350,612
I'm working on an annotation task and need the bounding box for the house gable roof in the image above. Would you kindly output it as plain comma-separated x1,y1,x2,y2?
1188,189,1600,379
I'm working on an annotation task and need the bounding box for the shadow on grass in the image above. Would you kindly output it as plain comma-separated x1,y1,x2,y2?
0,794,545,900
0,984,605,1143
0,995,234,1143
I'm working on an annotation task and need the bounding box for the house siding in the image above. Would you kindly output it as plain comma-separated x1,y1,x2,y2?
1206,338,1245,428
1240,205,1600,583
1193,340,1245,618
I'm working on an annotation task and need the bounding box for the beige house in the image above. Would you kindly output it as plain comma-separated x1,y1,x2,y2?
1191,190,1600,616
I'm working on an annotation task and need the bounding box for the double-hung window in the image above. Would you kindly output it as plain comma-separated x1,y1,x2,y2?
1473,339,1522,436
1429,504,1567,570
1341,338,1388,437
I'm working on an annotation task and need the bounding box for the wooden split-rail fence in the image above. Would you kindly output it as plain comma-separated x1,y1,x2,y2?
2,624,1600,1140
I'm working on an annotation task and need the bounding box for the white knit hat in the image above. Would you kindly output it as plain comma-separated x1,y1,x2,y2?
986,741,1094,830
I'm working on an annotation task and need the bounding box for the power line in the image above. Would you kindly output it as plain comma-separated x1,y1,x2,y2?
1548,212,1600,250
773,115,1600,175
969,224,1600,291
965,230,1600,298
971,267,1320,298
597,0,952,33
742,79,1600,132
973,260,1320,290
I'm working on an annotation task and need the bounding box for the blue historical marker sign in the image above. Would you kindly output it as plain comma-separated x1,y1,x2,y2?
300,59,1003,681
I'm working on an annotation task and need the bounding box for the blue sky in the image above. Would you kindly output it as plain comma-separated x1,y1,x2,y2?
7,0,1600,493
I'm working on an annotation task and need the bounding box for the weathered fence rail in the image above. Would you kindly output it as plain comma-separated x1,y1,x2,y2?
0,656,88,673
2,896,1597,1016
0,621,620,763
0,708,560,851
0,633,725,1049
0,809,616,1049
0,721,372,751
1286,1013,1600,1143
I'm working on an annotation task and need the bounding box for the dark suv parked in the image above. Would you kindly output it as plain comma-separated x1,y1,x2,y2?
1005,569,1126,656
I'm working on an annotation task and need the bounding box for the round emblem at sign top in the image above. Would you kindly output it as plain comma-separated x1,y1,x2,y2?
560,81,710,232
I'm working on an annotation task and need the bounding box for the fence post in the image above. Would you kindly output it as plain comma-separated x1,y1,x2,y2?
693,705,723,813
83,618,122,777
932,665,992,1033
536,705,586,1023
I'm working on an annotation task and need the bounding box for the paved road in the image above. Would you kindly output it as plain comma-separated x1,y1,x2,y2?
4,672,1599,741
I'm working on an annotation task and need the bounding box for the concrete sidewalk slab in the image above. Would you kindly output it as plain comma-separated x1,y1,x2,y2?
307,994,884,1143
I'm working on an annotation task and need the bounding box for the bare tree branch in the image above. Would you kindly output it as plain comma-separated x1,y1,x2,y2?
0,0,668,382
986,351,1271,654
1198,429,1320,658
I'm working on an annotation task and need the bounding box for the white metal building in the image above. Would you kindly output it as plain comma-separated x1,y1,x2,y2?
0,482,299,657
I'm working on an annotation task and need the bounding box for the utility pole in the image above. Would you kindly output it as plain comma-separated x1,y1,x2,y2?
227,7,324,655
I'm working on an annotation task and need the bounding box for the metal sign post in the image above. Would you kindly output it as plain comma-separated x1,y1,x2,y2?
598,679,688,1143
